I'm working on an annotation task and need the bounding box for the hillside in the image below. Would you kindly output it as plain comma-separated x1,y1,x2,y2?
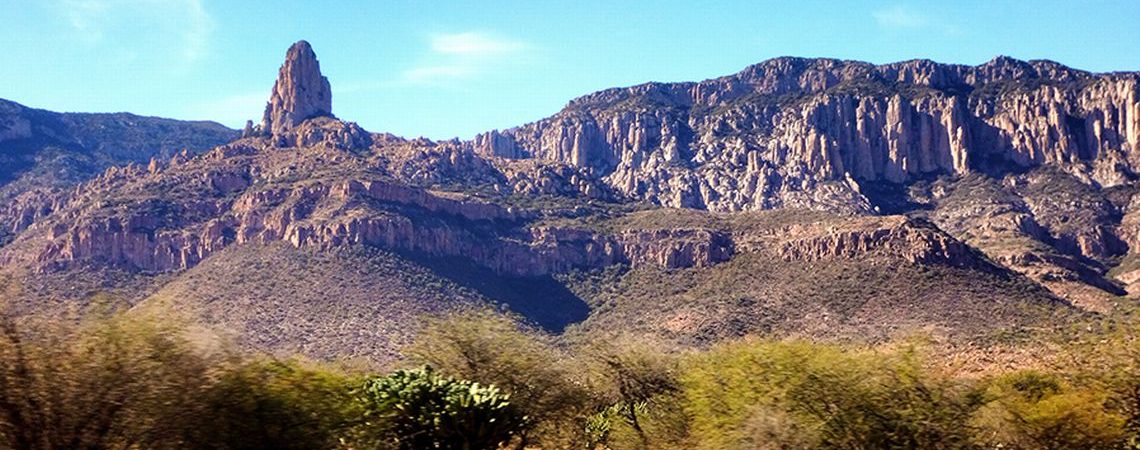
2,41,1138,360
0,98,237,194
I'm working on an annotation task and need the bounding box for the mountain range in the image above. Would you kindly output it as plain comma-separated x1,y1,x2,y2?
1,40,1138,361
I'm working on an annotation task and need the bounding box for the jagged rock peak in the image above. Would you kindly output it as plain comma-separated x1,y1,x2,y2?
260,40,333,136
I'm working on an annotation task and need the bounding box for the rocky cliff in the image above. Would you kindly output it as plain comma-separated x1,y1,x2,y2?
476,57,1139,213
8,134,971,279
260,40,334,136
6,45,1137,360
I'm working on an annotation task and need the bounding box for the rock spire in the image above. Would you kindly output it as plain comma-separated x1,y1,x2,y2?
260,40,333,136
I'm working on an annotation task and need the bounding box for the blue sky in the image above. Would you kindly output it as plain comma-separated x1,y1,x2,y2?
2,1,1139,139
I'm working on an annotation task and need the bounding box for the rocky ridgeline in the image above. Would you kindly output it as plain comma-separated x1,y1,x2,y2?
16,169,978,276
14,173,732,275
1,130,986,277
5,43,1132,297
475,57,1140,212
758,216,986,268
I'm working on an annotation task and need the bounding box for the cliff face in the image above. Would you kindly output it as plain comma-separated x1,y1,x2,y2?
260,41,334,136
4,54,1136,296
6,47,1122,360
10,136,967,278
476,57,1139,212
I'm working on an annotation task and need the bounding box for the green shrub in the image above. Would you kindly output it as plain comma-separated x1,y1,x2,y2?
407,311,595,448
971,370,1126,450
680,340,974,450
356,366,527,450
186,359,360,450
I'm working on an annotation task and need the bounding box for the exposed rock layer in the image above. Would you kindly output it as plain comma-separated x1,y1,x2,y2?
477,57,1140,212
3,53,1138,319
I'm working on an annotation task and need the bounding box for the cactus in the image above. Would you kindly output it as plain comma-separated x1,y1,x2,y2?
357,366,528,450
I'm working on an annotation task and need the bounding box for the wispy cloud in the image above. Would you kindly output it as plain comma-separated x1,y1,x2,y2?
402,32,529,85
58,0,215,63
872,5,962,35
872,5,928,29
430,32,526,56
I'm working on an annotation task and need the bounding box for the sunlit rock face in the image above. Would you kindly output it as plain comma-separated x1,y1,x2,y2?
477,57,1140,212
260,40,334,136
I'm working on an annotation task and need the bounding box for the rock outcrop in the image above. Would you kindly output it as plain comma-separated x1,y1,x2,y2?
475,57,1140,213
4,50,1139,318
15,170,980,277
5,49,1117,361
260,40,333,136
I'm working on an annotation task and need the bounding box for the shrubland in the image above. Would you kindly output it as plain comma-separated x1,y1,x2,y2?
2,297,1140,449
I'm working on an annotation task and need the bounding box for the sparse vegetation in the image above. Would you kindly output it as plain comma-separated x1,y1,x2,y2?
1,301,1139,449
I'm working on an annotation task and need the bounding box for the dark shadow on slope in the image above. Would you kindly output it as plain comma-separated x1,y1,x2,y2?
858,176,937,215
406,254,591,333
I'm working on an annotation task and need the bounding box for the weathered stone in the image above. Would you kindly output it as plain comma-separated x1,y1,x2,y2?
260,40,333,136
485,57,1139,213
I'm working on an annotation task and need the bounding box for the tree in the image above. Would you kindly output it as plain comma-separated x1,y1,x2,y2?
970,370,1126,450
186,358,360,450
585,335,683,450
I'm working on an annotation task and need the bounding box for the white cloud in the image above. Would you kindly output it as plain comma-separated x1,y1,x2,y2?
872,5,929,29
178,0,213,61
430,32,526,56
402,32,529,85
58,0,215,63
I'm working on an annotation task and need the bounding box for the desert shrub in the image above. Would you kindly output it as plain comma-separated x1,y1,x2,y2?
0,308,222,450
407,311,595,448
971,370,1126,450
355,366,528,450
582,335,686,450
1063,315,1140,446
680,340,975,450
185,358,360,450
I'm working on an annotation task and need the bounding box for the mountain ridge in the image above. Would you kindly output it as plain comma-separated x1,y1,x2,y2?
2,44,1137,360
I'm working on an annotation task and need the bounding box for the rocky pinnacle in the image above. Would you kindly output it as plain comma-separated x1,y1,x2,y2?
260,40,333,136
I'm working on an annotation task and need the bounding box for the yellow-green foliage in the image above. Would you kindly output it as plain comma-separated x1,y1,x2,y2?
681,340,975,450
407,311,596,449
0,308,222,450
3,293,1140,450
581,335,685,450
188,358,362,450
970,370,1126,450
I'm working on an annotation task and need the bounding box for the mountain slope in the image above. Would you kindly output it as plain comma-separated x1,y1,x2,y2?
3,42,1136,361
474,56,1140,300
0,98,237,194
0,98,238,247
477,57,1138,213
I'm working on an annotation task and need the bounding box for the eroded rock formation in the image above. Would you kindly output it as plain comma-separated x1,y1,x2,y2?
476,57,1140,213
3,50,1140,313
260,40,333,136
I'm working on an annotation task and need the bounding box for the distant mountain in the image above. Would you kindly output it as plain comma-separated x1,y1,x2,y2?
0,98,237,245
4,41,1139,361
0,98,235,194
